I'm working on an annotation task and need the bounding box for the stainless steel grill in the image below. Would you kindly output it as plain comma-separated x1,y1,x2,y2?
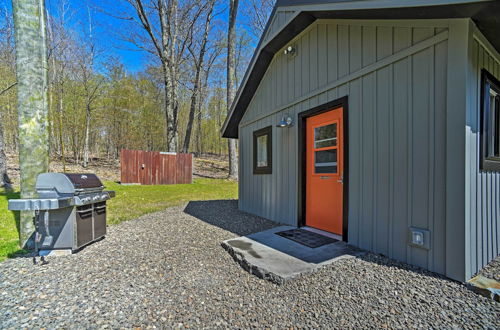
8,173,115,253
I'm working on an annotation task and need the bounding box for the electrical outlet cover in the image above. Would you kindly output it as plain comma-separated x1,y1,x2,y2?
408,227,431,250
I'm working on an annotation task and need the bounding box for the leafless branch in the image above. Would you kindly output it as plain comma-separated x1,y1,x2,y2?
0,82,16,96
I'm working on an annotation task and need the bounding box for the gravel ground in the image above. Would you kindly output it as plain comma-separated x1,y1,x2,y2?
477,256,500,282
0,200,499,329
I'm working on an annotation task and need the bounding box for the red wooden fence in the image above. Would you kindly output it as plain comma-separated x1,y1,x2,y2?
120,150,193,185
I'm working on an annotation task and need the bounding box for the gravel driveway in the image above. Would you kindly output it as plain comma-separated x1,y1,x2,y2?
1,200,499,328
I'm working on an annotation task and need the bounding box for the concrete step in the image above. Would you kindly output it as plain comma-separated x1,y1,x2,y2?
221,226,364,284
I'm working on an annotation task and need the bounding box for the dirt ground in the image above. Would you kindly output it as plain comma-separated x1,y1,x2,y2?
5,152,231,186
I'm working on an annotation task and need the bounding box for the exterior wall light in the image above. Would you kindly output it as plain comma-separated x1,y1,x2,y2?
283,45,296,56
277,115,294,128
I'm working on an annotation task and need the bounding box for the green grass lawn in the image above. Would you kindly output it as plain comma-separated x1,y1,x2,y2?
0,178,238,261
0,189,27,261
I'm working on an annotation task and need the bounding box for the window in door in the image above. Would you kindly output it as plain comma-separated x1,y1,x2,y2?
313,122,338,174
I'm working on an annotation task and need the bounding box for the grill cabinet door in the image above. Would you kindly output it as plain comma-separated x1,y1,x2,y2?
93,202,107,239
76,205,93,247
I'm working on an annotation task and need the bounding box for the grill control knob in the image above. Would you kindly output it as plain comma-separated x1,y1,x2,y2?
101,194,108,200
81,197,91,204
93,195,100,201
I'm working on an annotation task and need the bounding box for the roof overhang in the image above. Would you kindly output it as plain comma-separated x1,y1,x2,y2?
222,0,500,138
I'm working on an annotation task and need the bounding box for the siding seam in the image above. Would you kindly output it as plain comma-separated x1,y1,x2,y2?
406,32,414,265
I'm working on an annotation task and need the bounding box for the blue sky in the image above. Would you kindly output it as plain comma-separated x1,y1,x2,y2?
5,0,262,74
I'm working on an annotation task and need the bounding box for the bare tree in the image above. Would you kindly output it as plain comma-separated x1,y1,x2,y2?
195,47,220,155
227,0,239,179
0,38,13,192
234,31,252,90
12,0,50,248
0,7,15,68
242,0,274,39
79,7,105,168
81,71,105,168
110,0,205,152
182,0,215,153
0,8,18,151
46,0,74,171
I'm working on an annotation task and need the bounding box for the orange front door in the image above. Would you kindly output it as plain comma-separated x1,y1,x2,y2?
306,107,344,235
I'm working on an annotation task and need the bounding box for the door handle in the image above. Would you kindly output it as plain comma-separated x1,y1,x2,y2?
337,174,343,184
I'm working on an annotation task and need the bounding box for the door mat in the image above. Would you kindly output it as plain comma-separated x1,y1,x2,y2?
275,228,339,248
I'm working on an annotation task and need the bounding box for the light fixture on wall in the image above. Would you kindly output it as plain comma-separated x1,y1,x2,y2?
277,115,294,128
283,45,296,57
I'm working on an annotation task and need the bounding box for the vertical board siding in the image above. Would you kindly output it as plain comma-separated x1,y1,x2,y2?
360,73,375,251
120,150,192,185
432,39,448,275
239,20,450,274
466,36,500,278
411,45,432,269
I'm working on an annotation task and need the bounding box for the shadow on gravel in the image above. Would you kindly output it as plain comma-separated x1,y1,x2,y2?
354,252,457,283
184,200,277,236
184,200,460,284
6,249,31,259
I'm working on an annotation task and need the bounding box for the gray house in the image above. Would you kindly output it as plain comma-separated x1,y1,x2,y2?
222,0,500,283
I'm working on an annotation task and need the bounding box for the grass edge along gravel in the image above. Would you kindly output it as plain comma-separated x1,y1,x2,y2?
0,178,238,261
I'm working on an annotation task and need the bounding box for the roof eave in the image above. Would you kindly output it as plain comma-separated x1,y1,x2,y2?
222,11,315,138
222,0,500,139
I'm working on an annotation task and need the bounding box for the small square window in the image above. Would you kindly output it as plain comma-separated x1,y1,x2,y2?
480,69,500,172
315,149,337,174
312,122,338,174
253,126,272,174
314,123,337,148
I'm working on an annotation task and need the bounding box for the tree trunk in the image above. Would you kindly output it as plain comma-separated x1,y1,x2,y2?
182,76,199,153
52,28,66,171
166,0,179,152
197,65,212,156
195,89,203,156
182,1,214,154
83,104,91,167
58,88,66,171
227,0,239,180
161,62,175,152
216,88,222,156
13,0,50,248
0,114,12,191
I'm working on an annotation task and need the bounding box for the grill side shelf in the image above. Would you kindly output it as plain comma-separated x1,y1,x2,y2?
8,198,74,211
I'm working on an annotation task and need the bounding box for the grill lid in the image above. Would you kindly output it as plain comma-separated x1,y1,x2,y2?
63,173,103,189
36,173,104,196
